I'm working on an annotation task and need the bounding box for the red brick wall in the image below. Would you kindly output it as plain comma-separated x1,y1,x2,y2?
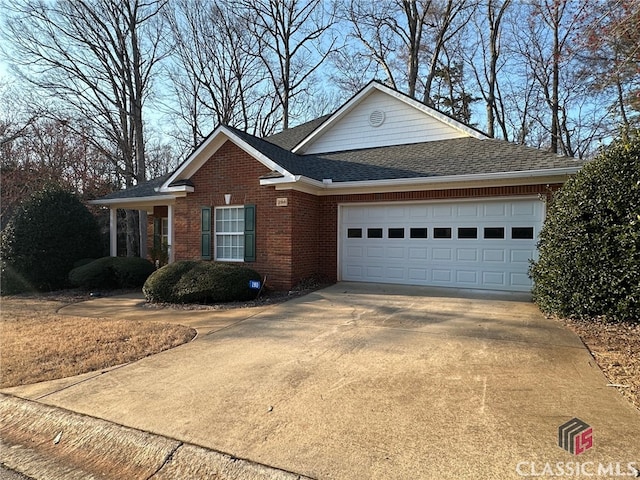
147,141,308,290
290,190,321,285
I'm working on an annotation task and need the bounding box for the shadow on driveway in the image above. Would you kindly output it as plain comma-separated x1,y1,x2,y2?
4,283,640,479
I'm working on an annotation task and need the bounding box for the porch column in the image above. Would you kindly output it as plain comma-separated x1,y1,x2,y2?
109,208,118,257
167,203,175,263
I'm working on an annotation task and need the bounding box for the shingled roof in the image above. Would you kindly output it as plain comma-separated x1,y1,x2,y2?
96,81,584,202
230,125,582,183
99,174,171,201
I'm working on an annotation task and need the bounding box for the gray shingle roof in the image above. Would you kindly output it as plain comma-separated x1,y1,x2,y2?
98,114,583,201
99,174,171,200
298,138,582,182
264,115,331,150
233,126,583,182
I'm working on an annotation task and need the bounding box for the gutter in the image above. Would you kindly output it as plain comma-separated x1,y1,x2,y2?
260,166,582,194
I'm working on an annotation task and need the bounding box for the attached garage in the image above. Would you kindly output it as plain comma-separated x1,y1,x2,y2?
340,198,544,292
96,81,582,292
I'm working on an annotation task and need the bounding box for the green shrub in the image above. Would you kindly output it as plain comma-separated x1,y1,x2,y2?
530,134,640,322
0,185,103,294
143,261,261,304
69,257,155,290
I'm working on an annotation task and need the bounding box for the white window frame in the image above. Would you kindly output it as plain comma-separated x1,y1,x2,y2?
160,217,169,246
215,206,245,262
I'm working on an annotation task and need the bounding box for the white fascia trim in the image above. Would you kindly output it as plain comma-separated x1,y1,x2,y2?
292,82,487,154
160,185,195,193
159,126,296,192
260,167,580,195
89,195,177,206
323,167,580,189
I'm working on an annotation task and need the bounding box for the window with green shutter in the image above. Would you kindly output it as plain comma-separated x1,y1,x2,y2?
201,207,211,260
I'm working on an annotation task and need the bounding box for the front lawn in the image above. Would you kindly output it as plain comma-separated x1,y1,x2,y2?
0,293,196,388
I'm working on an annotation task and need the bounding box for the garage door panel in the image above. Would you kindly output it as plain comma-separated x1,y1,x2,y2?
408,247,428,259
408,268,428,280
345,265,364,278
511,272,532,286
432,248,452,260
456,270,478,284
387,247,405,258
366,266,384,278
484,203,506,217
511,202,536,216
457,204,478,216
341,199,543,292
483,271,506,286
483,249,506,262
456,249,478,261
511,250,535,263
386,267,405,279
432,270,452,282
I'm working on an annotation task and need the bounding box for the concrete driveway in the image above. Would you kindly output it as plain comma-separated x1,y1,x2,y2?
4,283,640,479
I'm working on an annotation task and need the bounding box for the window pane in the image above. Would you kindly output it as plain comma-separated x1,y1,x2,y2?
512,227,534,239
348,228,362,238
215,207,245,260
410,228,428,239
433,227,452,239
367,228,383,238
458,227,477,239
484,227,505,239
388,228,404,239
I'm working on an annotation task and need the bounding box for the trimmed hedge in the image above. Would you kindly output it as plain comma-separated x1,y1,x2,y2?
143,261,261,304
69,257,155,290
0,185,103,294
530,134,640,322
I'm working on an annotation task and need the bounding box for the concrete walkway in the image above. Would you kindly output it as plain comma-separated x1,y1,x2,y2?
2,283,639,479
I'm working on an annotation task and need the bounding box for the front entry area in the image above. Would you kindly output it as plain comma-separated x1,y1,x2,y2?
339,198,544,292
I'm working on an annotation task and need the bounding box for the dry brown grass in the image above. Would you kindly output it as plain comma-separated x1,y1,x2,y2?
0,296,196,388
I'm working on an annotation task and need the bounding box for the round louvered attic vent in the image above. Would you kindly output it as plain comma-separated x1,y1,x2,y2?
369,110,385,127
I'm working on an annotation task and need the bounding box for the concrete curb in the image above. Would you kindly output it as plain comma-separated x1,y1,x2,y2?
0,394,313,480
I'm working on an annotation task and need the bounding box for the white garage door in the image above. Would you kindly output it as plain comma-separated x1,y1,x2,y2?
340,199,544,292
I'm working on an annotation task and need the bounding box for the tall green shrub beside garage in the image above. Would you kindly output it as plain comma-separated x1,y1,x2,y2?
531,133,640,322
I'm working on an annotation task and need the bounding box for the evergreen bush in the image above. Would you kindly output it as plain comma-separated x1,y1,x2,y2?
69,257,155,290
530,134,640,322
0,185,103,293
143,261,261,304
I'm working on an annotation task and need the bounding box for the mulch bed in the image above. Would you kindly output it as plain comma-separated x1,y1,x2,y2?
560,317,640,411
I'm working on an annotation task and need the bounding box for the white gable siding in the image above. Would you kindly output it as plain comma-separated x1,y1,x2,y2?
302,90,469,155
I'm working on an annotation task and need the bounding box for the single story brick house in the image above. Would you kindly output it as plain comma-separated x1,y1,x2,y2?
93,81,583,292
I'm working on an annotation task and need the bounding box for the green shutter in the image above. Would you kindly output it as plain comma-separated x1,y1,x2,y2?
153,217,161,250
201,207,211,260
244,204,256,262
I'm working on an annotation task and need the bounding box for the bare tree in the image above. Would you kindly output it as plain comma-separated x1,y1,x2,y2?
164,0,280,149
579,0,640,137
2,0,169,256
239,0,337,130
514,0,590,155
464,0,512,138
339,0,475,106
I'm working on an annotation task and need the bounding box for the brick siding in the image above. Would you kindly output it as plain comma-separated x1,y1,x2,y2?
147,140,561,290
